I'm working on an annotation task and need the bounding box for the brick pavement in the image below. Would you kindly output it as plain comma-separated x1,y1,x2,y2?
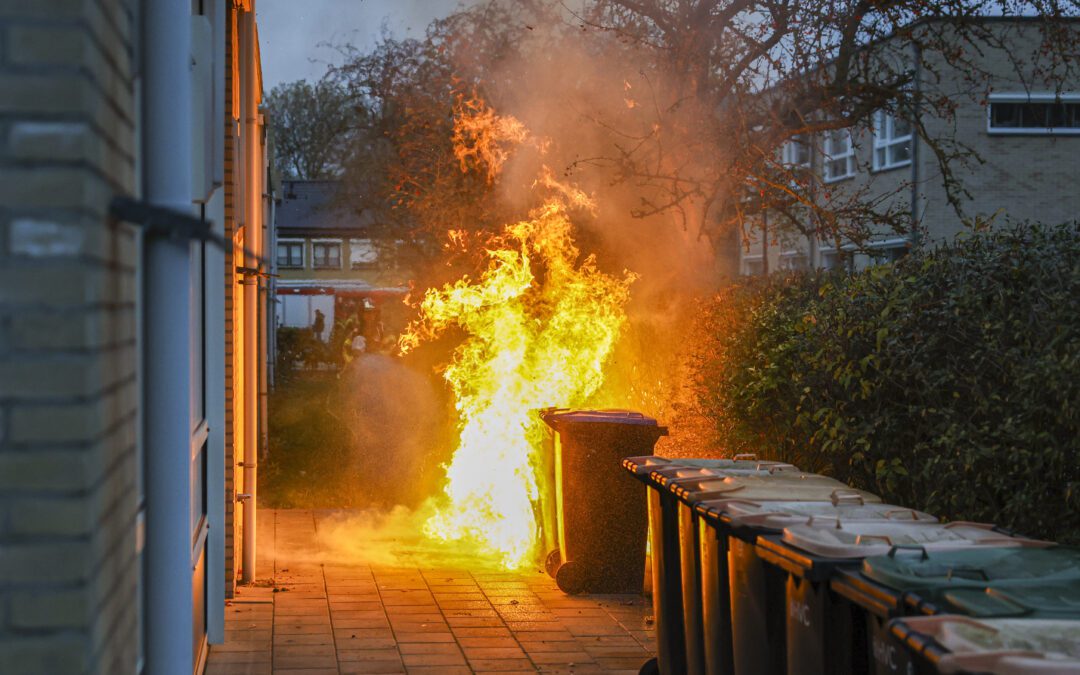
206,510,656,674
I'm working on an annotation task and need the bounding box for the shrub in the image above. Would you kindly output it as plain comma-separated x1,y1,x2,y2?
693,223,1080,544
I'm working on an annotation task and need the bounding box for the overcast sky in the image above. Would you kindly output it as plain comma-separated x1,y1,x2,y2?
257,0,473,90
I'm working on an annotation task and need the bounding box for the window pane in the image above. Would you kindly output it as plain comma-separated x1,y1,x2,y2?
893,115,912,138
992,103,1020,128
890,140,911,164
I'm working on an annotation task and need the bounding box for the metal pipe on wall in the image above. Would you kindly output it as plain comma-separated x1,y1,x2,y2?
142,0,195,671
258,120,269,464
240,5,259,585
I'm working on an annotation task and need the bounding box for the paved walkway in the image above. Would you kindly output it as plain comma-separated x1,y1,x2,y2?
206,509,655,674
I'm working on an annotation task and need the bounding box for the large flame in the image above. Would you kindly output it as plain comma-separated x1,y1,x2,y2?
400,102,636,569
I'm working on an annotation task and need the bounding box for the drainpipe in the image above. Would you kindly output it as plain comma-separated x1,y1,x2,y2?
142,0,195,672
240,5,259,585
910,42,922,249
258,115,269,462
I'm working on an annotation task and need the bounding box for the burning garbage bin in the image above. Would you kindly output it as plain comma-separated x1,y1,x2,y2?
538,408,667,594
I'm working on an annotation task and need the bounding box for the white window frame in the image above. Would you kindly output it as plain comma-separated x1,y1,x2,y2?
311,238,343,270
778,250,809,271
867,237,911,264
782,135,811,169
986,92,1080,135
823,129,855,182
276,238,305,269
872,110,913,171
349,238,378,269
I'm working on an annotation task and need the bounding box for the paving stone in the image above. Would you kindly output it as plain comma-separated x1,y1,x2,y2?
273,633,336,646
336,648,403,662
339,662,406,674
466,658,537,671
401,652,469,667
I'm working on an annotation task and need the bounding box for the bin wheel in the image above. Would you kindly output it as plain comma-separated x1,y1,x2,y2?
637,656,660,675
554,561,588,595
544,548,561,577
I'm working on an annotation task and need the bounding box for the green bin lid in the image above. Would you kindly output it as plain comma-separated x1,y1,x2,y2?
891,615,1080,673
939,580,1080,618
863,546,1080,592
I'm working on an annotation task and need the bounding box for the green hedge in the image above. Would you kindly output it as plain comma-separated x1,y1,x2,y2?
693,223,1080,544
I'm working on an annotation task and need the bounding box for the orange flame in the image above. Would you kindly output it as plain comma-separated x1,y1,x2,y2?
401,105,636,569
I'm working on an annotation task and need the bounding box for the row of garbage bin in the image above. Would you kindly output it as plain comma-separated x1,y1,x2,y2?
536,408,1079,673
623,451,1080,675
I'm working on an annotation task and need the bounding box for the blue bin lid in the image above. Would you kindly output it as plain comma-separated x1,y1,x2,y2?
539,408,662,428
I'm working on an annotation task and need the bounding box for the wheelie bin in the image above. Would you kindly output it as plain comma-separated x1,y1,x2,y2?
538,409,667,595
828,539,1073,674
706,500,937,675
886,614,1080,674
621,455,798,675
693,486,885,675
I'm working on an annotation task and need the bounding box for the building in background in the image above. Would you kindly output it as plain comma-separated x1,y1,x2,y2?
273,179,409,351
740,18,1080,275
0,1,272,673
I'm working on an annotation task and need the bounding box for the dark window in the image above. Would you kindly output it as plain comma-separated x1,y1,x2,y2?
312,241,341,269
990,101,1080,131
277,241,304,268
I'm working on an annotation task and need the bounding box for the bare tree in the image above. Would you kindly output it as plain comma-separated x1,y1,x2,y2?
572,1,1080,251
264,79,355,180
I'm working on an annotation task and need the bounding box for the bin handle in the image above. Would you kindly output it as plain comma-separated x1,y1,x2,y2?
804,515,842,529
945,566,990,582
855,534,894,546
887,544,929,560
764,463,799,474
831,490,865,505
884,509,921,521
733,453,758,461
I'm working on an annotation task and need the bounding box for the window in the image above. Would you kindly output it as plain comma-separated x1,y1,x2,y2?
782,135,811,168
823,129,855,182
349,238,378,269
277,240,304,268
742,255,764,276
868,239,910,265
988,95,1080,134
779,251,808,272
820,248,855,272
873,110,912,170
312,240,342,269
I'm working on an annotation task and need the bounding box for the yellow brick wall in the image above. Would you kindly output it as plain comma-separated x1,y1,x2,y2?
0,0,140,673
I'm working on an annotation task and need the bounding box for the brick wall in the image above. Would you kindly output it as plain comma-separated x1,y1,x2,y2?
0,0,140,673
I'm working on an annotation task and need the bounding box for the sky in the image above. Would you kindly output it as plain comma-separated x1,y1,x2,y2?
257,0,475,91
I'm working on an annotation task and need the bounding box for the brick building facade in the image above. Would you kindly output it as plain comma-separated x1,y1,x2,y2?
0,1,271,673
740,19,1080,275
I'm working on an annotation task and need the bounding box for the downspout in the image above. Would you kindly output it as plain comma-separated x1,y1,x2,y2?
910,42,922,249
240,5,259,585
258,114,269,463
142,0,195,672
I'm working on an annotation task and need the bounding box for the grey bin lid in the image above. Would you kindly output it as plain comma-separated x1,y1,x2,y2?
621,455,799,477
782,521,1053,560
539,408,664,428
720,499,938,532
